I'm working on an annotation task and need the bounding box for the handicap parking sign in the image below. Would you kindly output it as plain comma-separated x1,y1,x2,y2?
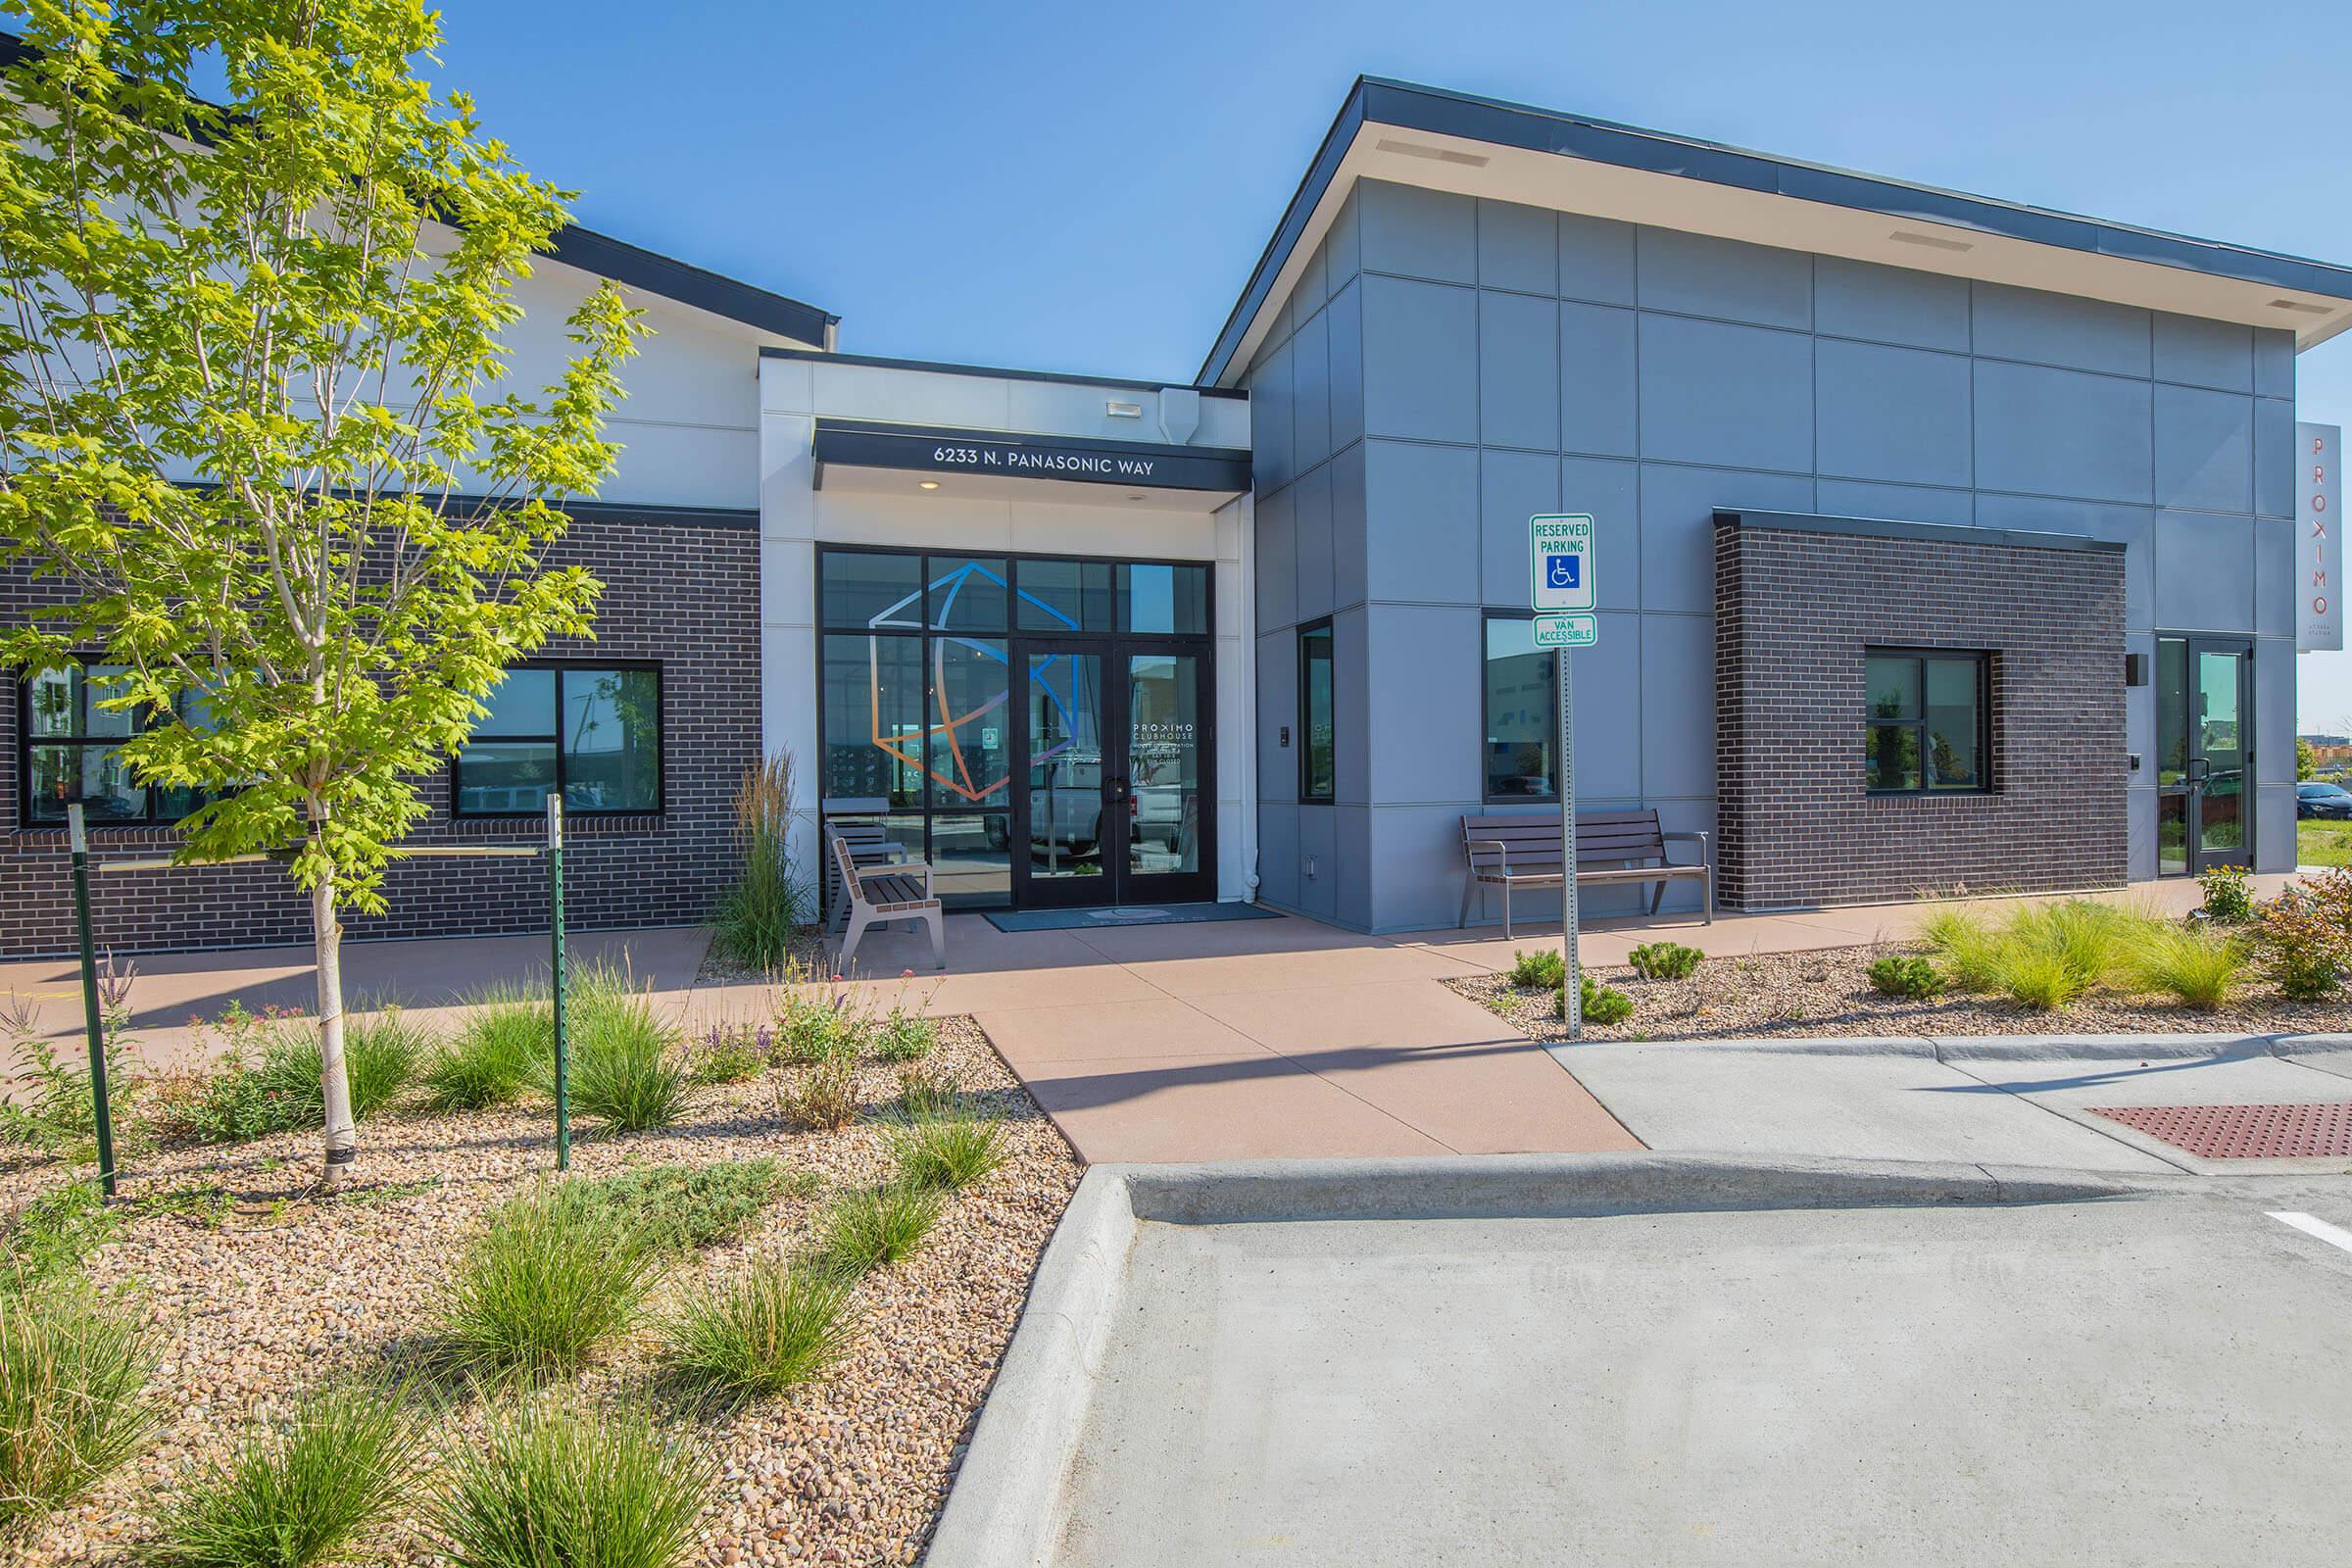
1529,514,1594,612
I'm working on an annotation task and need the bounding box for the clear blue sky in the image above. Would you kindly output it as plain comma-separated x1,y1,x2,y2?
433,0,2352,731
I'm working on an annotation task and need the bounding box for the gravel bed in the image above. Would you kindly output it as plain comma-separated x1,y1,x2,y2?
2,1013,1079,1567
1454,947,2352,1042
696,931,837,988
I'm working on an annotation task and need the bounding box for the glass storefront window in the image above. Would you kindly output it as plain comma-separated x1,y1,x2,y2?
930,811,1012,906
821,551,922,630
1016,559,1112,632
928,636,1011,808
20,661,212,824
1482,616,1555,801
1116,563,1209,634
822,633,924,808
928,557,1008,632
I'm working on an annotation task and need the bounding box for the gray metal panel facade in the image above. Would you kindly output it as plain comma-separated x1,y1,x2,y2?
1248,177,2296,932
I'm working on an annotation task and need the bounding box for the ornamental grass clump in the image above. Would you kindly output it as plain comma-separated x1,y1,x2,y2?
816,1184,944,1277
423,983,552,1111
1918,907,2006,993
2131,925,2249,1011
890,1109,1010,1192
256,1003,427,1124
425,1397,711,1568
658,1259,857,1410
714,752,810,972
142,1385,418,1568
0,1284,160,1532
433,1184,664,1385
566,964,688,1135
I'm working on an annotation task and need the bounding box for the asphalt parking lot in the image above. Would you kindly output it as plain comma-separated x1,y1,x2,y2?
1050,1182,2352,1568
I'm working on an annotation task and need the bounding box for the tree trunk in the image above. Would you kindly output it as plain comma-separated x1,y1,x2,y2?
312,866,359,1186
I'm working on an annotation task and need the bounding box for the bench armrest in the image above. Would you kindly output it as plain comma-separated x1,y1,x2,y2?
1661,830,1710,867
1464,837,1511,873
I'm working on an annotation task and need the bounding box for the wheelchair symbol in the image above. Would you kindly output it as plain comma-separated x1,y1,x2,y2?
1545,554,1579,590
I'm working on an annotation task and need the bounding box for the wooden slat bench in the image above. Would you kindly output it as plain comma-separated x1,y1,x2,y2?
1459,808,1712,938
827,827,946,970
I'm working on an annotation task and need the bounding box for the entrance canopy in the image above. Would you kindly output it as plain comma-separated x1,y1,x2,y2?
811,417,1250,511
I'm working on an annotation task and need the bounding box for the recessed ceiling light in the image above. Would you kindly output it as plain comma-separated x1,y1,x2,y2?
1888,229,1974,254
1374,137,1490,169
1127,492,1148,501
2270,297,2329,316
918,480,941,490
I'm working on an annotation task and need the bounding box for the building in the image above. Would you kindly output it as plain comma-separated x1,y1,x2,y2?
10,76,2352,954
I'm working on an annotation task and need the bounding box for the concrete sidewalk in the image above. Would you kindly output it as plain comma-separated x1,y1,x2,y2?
1557,1036,2352,1174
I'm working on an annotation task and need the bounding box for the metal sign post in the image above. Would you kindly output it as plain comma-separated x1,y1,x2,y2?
548,793,569,1173
66,806,119,1198
1529,514,1597,1041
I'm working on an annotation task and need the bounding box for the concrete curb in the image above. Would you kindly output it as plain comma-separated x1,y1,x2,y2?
1544,1032,2352,1061
923,1167,1138,1568
921,1151,2180,1568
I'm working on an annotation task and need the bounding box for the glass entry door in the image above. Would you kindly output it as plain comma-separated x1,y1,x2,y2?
2155,637,2253,876
1011,639,1214,906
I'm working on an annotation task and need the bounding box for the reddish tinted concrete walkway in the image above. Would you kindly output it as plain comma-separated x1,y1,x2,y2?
828,913,1642,1163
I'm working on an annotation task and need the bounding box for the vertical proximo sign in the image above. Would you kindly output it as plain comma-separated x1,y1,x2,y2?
2299,422,2342,653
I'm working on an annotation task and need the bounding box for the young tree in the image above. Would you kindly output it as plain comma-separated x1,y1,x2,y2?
0,2,644,1182
2300,737,2319,783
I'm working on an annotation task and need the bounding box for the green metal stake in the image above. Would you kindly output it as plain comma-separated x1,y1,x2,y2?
549,793,568,1173
67,805,118,1200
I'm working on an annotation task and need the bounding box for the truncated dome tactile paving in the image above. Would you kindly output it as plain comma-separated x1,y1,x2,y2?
2088,1102,2352,1160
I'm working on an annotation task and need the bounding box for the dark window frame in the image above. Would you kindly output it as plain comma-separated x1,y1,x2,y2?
1298,617,1334,804
449,660,665,819
1863,647,1992,798
15,659,216,830
811,544,1217,911
1480,611,1563,806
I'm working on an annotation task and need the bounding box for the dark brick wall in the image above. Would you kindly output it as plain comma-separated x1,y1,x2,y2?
1713,515,2129,909
0,507,759,956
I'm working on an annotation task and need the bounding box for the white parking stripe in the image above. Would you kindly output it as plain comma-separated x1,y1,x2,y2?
2268,1210,2352,1255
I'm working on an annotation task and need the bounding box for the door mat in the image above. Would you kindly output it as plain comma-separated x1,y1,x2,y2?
2089,1102,2352,1160
984,903,1283,933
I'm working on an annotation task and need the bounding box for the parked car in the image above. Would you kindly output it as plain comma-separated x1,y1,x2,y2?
2297,780,2352,820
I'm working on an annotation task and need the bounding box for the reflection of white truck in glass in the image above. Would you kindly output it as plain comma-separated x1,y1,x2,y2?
990,741,1187,862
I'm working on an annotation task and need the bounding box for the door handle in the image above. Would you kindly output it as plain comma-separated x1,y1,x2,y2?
2184,757,2211,786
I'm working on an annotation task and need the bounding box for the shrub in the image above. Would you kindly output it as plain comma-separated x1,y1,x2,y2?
1918,907,2006,993
713,752,812,972
2198,863,2256,925
1627,942,1702,981
686,1022,770,1085
254,1005,427,1125
1,1182,116,1296
433,1184,665,1384
143,1385,417,1568
1559,974,1634,1026
890,1111,1009,1191
562,1161,789,1253
776,1053,860,1132
775,978,868,1066
2256,884,2349,1001
566,966,688,1135
658,1260,856,1409
423,983,551,1110
873,1006,936,1064
816,1184,943,1277
0,959,138,1158
425,1397,711,1568
0,1284,160,1531
2132,926,2248,1011
1507,950,1565,990
1868,955,1945,1000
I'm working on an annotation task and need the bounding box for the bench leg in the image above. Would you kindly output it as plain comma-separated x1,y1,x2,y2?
840,906,872,969
924,908,946,971
1703,864,1715,925
1649,878,1665,917
1501,879,1513,942
1458,875,1475,929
